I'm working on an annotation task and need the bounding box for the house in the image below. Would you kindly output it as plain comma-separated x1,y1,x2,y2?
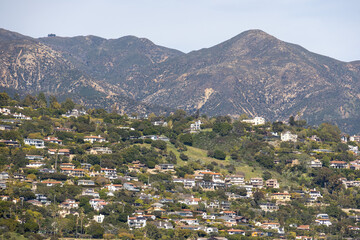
265,179,279,188
173,178,196,188
153,221,173,229
250,178,263,188
106,184,123,192
179,196,202,205
48,149,70,156
0,171,11,180
309,189,322,200
218,216,237,227
172,210,193,217
190,120,202,132
0,181,7,189
261,222,280,230
62,109,87,118
89,199,108,211
221,210,236,218
259,202,279,212
84,135,106,143
315,218,332,226
26,162,45,168
227,229,245,235
43,137,62,145
78,180,95,186
59,163,75,169
181,218,199,225
61,168,85,177
26,155,44,161
281,131,298,142
202,212,216,220
195,171,223,183
39,168,55,174
94,214,105,223
242,117,265,125
0,139,20,147
0,125,11,130
124,182,139,192
82,189,100,198
271,192,291,202
297,225,310,231
155,164,175,172
80,163,92,170
152,120,168,127
308,159,322,168
330,161,349,169
41,180,63,187
225,175,245,185
60,199,79,209
350,135,360,142
24,139,45,148
13,113,31,120
127,215,146,229
87,147,112,154
101,168,117,179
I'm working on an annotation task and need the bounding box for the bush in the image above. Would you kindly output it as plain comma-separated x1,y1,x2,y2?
151,140,167,150
179,153,189,161
214,150,226,160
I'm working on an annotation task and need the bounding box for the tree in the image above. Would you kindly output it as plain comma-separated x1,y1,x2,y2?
49,95,61,109
145,223,161,239
213,150,226,160
61,98,75,111
86,222,104,238
0,92,10,106
262,171,272,181
179,133,193,146
179,153,189,161
317,123,341,142
37,92,47,108
151,140,167,150
213,122,232,136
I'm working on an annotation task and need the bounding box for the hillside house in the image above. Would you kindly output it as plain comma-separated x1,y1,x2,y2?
250,178,263,188
24,139,45,148
225,175,245,185
84,135,106,143
265,179,279,188
281,131,298,142
330,161,349,169
242,117,265,125
43,137,62,145
128,215,146,229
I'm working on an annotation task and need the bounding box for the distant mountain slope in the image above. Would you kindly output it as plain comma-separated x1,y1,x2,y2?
136,30,360,132
1,28,360,133
0,28,175,114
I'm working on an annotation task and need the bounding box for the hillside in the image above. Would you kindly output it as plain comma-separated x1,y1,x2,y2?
1,28,360,133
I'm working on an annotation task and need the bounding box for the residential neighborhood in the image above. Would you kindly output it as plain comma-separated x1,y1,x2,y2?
0,93,360,239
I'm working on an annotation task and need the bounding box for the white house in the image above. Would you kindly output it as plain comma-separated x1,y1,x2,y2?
242,117,265,126
26,162,45,168
225,175,245,185
94,214,105,223
84,135,106,143
24,139,45,148
128,215,146,229
281,131,298,142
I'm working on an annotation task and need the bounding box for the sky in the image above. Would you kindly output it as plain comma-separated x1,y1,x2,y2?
0,0,359,62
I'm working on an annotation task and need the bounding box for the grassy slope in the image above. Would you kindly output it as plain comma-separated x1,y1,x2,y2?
138,135,298,186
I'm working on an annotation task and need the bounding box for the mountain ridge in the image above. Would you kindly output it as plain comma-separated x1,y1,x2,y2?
1,28,360,133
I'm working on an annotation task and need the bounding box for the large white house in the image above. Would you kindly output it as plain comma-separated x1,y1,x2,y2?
24,139,45,148
281,131,298,142
242,117,265,126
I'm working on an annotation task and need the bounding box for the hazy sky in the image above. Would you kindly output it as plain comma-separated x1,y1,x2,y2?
0,0,359,61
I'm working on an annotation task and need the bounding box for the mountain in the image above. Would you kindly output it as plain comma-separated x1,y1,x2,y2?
1,28,360,133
